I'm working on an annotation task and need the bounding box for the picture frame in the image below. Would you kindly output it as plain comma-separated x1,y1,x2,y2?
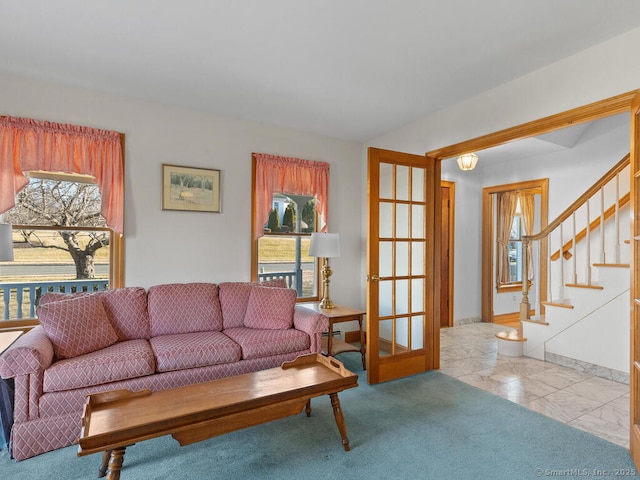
162,164,221,213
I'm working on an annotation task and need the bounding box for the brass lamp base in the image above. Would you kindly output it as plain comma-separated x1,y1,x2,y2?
319,297,335,309
319,259,335,309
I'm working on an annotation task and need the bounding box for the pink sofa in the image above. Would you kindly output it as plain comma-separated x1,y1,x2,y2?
0,282,328,460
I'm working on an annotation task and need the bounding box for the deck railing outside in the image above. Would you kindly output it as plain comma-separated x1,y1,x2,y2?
1,279,109,320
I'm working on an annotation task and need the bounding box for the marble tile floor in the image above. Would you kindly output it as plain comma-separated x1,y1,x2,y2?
439,322,630,448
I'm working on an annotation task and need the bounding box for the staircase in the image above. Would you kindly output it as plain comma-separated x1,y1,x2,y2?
499,154,631,381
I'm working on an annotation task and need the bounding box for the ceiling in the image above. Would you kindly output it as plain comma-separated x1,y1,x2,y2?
2,1,640,142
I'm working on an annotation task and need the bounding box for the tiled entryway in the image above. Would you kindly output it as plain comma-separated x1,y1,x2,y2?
440,322,629,448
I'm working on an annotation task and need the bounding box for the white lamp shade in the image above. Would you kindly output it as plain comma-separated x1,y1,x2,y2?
457,153,479,171
0,223,14,262
308,233,341,258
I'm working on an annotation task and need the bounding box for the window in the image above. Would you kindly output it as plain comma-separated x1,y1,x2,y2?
496,189,537,289
0,116,125,324
251,153,330,300
0,172,120,321
258,194,317,297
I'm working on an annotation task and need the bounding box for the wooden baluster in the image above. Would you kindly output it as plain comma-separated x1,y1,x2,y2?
586,201,592,285
600,188,606,263
520,237,531,321
559,224,565,301
572,212,577,284
615,173,620,264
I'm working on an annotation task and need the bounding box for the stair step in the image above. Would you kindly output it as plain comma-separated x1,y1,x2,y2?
593,263,630,268
522,316,549,326
542,300,574,309
495,330,527,342
565,283,604,290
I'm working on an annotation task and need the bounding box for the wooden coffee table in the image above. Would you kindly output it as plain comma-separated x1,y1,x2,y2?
78,354,359,480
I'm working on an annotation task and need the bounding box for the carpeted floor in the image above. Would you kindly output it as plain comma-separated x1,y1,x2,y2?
0,353,636,480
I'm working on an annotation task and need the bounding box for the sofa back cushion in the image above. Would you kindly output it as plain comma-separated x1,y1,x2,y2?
218,282,253,328
101,287,151,340
243,285,297,329
39,288,151,341
148,283,223,336
37,295,119,359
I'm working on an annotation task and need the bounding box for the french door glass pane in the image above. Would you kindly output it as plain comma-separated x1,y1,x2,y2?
412,168,424,201
396,317,409,348
379,319,393,356
379,280,393,317
379,202,393,237
411,315,424,350
380,163,393,199
395,242,409,277
412,204,425,238
379,241,393,277
396,204,409,238
411,242,424,275
411,278,424,312
396,279,409,315
396,165,409,201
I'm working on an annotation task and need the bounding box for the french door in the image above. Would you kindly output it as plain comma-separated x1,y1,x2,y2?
366,147,440,384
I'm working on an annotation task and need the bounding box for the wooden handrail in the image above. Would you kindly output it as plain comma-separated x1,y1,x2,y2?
523,153,630,242
550,191,630,261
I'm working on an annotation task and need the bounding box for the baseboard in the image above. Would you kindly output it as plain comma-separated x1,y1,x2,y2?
379,337,408,354
545,352,629,385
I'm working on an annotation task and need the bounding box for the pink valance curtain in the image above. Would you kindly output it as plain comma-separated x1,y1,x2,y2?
253,153,330,240
0,116,124,233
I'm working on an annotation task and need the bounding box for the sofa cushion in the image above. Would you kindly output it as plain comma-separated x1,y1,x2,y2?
100,287,151,340
39,288,151,341
37,295,119,359
223,327,310,360
148,283,224,336
243,285,296,329
150,331,242,372
218,282,253,329
43,339,155,392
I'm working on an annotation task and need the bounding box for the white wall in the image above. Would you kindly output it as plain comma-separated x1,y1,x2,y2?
366,26,640,323
0,73,364,306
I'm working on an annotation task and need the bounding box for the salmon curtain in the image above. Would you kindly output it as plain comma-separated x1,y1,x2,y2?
0,116,124,233
253,153,329,240
519,191,536,281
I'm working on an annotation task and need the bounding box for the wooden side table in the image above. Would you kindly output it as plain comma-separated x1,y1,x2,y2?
299,303,366,370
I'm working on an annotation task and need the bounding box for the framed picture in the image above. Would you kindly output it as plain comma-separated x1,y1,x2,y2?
162,164,221,212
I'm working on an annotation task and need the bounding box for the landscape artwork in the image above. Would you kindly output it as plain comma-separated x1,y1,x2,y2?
162,164,221,212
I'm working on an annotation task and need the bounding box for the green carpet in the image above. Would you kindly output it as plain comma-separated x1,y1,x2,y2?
1,353,636,480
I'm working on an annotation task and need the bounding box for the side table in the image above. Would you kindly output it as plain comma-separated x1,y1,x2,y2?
299,303,366,370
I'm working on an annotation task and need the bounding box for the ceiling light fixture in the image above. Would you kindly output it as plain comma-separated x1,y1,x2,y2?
457,153,479,171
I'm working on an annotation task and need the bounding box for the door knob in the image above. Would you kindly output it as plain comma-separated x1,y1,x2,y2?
368,274,379,282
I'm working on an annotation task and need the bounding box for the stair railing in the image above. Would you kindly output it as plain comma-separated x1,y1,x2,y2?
520,153,630,322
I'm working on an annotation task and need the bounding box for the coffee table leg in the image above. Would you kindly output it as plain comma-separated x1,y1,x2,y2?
99,450,111,477
104,447,126,480
329,393,350,451
305,399,312,417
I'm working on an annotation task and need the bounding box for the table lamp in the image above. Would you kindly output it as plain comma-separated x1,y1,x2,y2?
309,232,341,309
0,222,14,262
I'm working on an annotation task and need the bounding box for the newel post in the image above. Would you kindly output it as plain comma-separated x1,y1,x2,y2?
520,237,531,322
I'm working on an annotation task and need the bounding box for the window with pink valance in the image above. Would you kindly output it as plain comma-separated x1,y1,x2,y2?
0,116,124,233
253,153,330,239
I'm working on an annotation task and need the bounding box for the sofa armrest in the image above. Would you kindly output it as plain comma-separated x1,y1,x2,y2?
0,326,54,379
293,306,329,335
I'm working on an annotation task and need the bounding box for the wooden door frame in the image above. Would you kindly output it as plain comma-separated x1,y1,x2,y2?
481,179,548,323
441,181,455,327
426,90,640,465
